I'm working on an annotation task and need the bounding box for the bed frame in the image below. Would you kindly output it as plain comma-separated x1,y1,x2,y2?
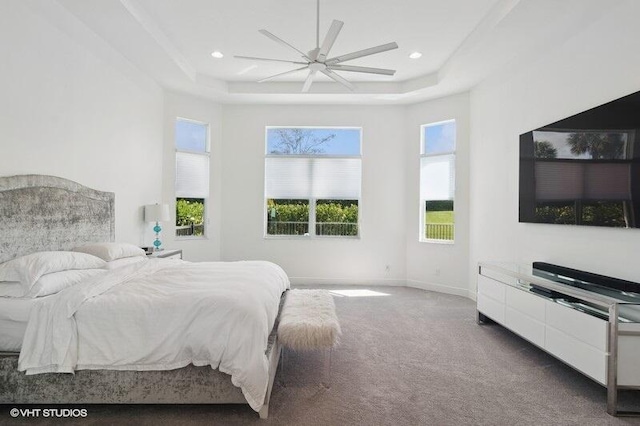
0,175,281,418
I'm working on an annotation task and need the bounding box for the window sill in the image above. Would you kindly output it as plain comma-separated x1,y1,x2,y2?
263,235,361,240
175,236,208,241
419,239,455,245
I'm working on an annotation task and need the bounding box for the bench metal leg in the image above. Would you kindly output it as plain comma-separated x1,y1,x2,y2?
279,346,286,387
258,405,269,419
322,347,333,389
280,345,336,389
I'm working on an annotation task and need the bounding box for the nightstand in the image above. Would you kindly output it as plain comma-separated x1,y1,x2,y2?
147,249,182,259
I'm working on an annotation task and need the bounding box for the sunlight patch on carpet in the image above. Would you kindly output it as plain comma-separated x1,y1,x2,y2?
329,289,390,297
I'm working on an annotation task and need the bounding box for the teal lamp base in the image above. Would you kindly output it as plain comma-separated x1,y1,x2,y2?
144,204,169,252
153,222,163,251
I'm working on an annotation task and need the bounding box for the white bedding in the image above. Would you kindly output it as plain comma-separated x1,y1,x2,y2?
18,259,290,411
0,319,27,352
0,256,144,351
0,297,45,352
0,296,38,322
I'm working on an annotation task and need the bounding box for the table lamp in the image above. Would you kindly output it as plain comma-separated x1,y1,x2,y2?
144,203,170,251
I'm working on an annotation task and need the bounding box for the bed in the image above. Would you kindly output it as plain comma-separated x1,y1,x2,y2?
0,174,288,418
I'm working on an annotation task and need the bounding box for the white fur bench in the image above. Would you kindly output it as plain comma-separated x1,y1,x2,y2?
277,289,341,386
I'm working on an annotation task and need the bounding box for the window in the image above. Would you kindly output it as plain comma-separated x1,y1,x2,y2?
175,118,209,237
264,127,361,237
420,120,456,242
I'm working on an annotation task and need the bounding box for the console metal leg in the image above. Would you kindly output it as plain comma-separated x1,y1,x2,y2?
607,305,640,417
607,304,619,416
477,311,493,325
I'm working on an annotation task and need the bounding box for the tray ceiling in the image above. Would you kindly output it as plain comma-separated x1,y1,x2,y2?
50,0,619,104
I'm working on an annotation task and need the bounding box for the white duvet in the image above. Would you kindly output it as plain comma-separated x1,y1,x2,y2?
18,259,290,412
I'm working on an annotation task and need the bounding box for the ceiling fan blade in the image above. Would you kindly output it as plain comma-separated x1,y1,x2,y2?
234,55,308,65
259,29,312,61
320,69,354,91
258,66,309,83
326,42,398,65
302,70,317,92
328,64,396,76
317,20,344,62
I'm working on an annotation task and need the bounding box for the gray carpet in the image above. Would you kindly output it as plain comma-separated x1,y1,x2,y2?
3,285,640,425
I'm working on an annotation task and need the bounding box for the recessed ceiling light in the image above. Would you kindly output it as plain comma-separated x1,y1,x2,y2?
211,51,224,59
409,52,422,59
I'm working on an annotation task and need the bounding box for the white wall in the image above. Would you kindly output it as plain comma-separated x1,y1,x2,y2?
405,93,470,297
6,0,636,299
221,105,406,285
0,1,469,295
469,1,640,293
0,0,470,285
161,91,223,261
0,1,163,244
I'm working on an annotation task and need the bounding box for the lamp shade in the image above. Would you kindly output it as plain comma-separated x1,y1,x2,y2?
144,204,170,222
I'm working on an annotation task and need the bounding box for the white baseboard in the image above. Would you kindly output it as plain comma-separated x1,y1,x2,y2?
405,279,470,298
289,277,406,287
290,276,474,300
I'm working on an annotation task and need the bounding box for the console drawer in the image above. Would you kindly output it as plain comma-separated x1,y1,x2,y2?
505,306,545,348
618,323,640,387
505,285,545,322
545,326,606,385
477,293,505,324
545,300,607,351
477,274,505,303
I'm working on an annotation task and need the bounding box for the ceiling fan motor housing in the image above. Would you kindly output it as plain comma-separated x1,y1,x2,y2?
308,62,327,72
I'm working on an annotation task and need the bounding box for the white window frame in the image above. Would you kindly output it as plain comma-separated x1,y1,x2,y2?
264,126,363,239
420,119,456,244
175,117,210,240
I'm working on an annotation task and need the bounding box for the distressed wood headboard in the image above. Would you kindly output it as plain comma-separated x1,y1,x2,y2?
0,175,115,263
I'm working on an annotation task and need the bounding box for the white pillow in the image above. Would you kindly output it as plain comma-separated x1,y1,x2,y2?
105,256,147,270
73,242,146,262
0,282,25,298
0,251,106,292
27,269,107,298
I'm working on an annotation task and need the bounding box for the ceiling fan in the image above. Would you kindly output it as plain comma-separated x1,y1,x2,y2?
234,0,398,92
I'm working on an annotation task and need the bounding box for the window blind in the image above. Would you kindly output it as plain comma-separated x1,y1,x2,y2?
584,163,631,199
534,161,583,200
420,154,455,200
265,157,361,199
535,161,631,201
176,151,209,198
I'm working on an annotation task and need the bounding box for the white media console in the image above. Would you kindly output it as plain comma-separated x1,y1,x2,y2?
477,262,640,416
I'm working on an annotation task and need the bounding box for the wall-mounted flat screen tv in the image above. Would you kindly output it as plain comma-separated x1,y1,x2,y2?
519,90,640,228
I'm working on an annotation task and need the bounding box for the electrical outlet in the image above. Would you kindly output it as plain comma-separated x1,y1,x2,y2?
385,265,390,274
435,268,441,276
